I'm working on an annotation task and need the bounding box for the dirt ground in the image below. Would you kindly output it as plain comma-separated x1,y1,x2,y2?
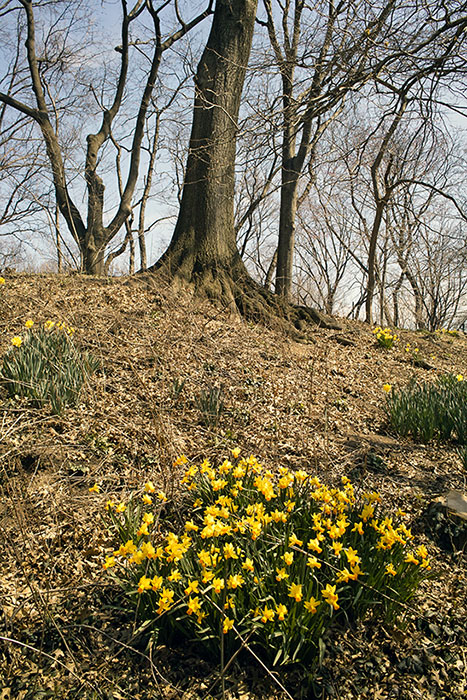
0,273,465,699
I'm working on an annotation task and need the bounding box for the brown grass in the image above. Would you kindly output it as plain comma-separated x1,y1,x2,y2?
0,273,465,699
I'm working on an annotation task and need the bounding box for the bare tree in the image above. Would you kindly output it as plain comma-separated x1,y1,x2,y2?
295,203,353,315
258,0,467,302
0,0,213,274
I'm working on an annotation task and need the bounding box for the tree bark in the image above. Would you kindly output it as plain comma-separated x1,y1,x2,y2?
151,0,260,310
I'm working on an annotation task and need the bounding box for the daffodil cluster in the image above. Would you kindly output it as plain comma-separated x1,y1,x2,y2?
385,374,467,445
100,452,431,667
435,328,459,337
373,327,398,349
2,319,97,415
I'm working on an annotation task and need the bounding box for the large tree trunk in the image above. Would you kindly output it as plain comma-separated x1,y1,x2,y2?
81,228,107,275
150,0,259,309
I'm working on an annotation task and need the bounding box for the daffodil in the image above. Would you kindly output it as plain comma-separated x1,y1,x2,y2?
184,580,199,595
345,547,361,566
202,569,214,583
351,521,364,535
336,567,353,583
129,550,145,565
405,553,419,565
89,483,100,493
260,606,275,623
289,533,303,548
288,582,303,602
151,575,163,590
304,597,321,614
227,574,244,589
212,577,225,594
242,557,254,572
141,541,156,559
321,584,339,610
283,551,294,566
276,603,288,620
223,617,234,633
307,538,323,553
11,336,22,347
137,575,152,594
276,567,289,581
331,541,343,556
306,556,321,569
137,522,149,537
223,542,238,559
157,588,175,614
415,545,428,559
186,596,202,616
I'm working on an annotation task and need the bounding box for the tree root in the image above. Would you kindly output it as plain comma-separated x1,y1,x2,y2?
140,258,342,336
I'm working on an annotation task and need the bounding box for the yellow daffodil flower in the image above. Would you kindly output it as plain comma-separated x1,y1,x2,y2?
289,533,303,548
242,557,254,572
288,582,303,602
260,606,275,623
137,575,152,594
227,574,244,589
276,603,288,620
223,617,234,633
304,597,321,614
283,551,294,566
321,584,339,610
212,577,225,594
306,556,322,569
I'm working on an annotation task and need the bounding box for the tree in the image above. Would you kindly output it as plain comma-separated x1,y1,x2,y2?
150,0,266,314
259,0,467,302
0,0,212,274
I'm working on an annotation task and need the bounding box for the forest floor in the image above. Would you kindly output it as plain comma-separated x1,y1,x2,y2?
0,273,466,700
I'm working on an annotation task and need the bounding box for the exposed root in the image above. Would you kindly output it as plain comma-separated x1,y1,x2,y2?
140,258,342,335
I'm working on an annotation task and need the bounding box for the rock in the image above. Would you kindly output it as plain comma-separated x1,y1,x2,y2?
423,490,467,554
437,490,467,521
344,432,400,452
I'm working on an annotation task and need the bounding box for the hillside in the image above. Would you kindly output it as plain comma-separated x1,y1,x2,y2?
0,273,466,700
